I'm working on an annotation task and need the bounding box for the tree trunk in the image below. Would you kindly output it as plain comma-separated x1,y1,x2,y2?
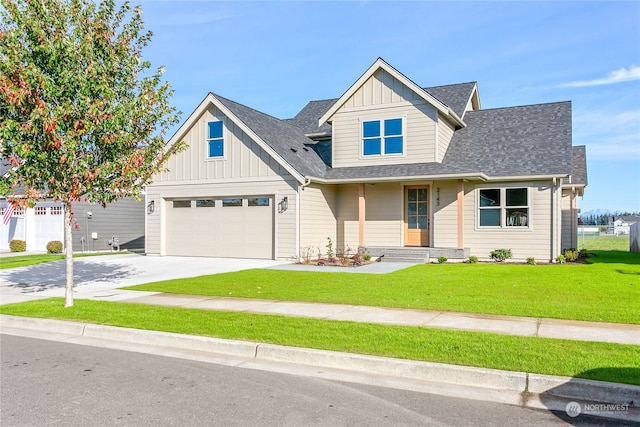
63,202,74,307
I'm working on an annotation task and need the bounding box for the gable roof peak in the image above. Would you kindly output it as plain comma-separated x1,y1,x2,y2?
318,58,465,128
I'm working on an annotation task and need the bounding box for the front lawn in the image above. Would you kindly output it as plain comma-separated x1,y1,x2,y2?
1,298,638,385
125,250,640,324
0,252,131,270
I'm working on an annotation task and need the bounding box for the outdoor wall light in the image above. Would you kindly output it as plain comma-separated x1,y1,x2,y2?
147,200,155,214
278,196,288,213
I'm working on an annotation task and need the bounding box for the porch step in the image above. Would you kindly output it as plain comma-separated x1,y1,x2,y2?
361,246,470,263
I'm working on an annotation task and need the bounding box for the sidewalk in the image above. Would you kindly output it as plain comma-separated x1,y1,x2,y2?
83,290,640,346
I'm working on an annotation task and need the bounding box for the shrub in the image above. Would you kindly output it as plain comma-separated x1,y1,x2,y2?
563,248,579,262
46,240,63,254
556,254,566,264
326,237,334,261
9,239,26,252
437,256,447,264
579,248,590,258
468,255,478,264
526,257,537,265
490,249,512,262
362,253,372,262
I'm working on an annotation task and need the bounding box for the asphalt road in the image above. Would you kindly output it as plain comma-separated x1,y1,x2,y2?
1,334,624,427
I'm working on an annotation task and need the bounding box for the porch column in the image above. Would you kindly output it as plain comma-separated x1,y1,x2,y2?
457,179,464,249
358,183,365,247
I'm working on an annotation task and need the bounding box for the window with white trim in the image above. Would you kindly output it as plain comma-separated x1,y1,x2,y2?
478,188,529,227
207,121,224,158
35,207,47,215
362,118,403,156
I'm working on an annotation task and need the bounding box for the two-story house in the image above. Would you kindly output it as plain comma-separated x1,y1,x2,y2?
145,58,587,262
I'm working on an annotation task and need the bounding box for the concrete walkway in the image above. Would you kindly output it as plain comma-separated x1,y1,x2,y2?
2,253,639,345
93,292,640,346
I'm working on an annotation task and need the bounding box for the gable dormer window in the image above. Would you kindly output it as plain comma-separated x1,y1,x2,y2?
207,120,224,158
362,118,403,156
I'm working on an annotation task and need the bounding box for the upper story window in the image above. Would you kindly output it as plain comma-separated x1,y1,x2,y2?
207,121,224,158
362,118,403,156
479,188,529,228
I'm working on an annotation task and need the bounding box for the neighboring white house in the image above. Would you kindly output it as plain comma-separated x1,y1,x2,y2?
145,58,588,262
0,200,64,251
608,216,640,236
0,196,146,253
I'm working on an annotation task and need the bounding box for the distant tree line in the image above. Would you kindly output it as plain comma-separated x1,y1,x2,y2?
580,212,640,225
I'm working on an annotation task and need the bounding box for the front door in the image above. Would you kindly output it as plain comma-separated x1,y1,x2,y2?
404,186,429,246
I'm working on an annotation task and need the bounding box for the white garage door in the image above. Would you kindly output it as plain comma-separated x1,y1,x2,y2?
165,196,273,259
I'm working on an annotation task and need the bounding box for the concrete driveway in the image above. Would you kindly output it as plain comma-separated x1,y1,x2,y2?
0,253,287,305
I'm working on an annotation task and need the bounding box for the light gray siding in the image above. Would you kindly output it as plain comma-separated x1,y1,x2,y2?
363,182,403,247
561,188,578,250
299,184,337,258
432,180,460,248
331,69,439,168
436,114,455,163
154,106,289,184
458,181,555,261
146,178,297,260
72,197,145,251
146,103,300,260
335,184,359,250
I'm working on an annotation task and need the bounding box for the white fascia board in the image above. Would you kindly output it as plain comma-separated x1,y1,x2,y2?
483,174,570,182
166,93,305,185
305,172,488,184
209,94,306,185
318,58,461,127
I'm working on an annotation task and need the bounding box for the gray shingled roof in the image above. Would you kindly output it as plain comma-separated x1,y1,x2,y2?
213,95,581,183
285,98,336,137
424,82,476,119
213,93,328,178
442,102,573,177
571,145,587,186
287,82,476,136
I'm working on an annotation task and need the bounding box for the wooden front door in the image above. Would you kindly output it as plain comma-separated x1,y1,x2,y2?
404,186,429,246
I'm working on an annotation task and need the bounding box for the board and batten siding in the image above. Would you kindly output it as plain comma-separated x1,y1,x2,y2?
72,197,145,251
331,69,439,168
458,181,555,261
154,106,289,184
299,184,338,257
146,105,300,260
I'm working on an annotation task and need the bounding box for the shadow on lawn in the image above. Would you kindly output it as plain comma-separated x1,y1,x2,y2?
539,367,640,426
586,251,640,265
0,259,136,293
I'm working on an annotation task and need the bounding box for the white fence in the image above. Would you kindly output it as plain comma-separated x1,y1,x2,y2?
631,223,640,252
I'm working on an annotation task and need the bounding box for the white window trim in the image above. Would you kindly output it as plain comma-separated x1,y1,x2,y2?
360,117,406,158
205,119,226,161
475,186,532,230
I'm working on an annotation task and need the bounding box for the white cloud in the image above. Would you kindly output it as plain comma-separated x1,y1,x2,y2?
558,66,640,87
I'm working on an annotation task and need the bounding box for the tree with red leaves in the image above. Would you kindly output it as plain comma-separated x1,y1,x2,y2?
0,0,183,306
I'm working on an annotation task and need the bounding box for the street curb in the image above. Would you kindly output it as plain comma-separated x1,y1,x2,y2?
255,343,526,391
2,315,638,422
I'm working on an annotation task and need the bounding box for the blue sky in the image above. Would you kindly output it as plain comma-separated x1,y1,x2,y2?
137,1,640,213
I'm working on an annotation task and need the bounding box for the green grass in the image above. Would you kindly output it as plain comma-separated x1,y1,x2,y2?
124,250,640,324
0,252,131,270
579,234,630,251
1,298,638,385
